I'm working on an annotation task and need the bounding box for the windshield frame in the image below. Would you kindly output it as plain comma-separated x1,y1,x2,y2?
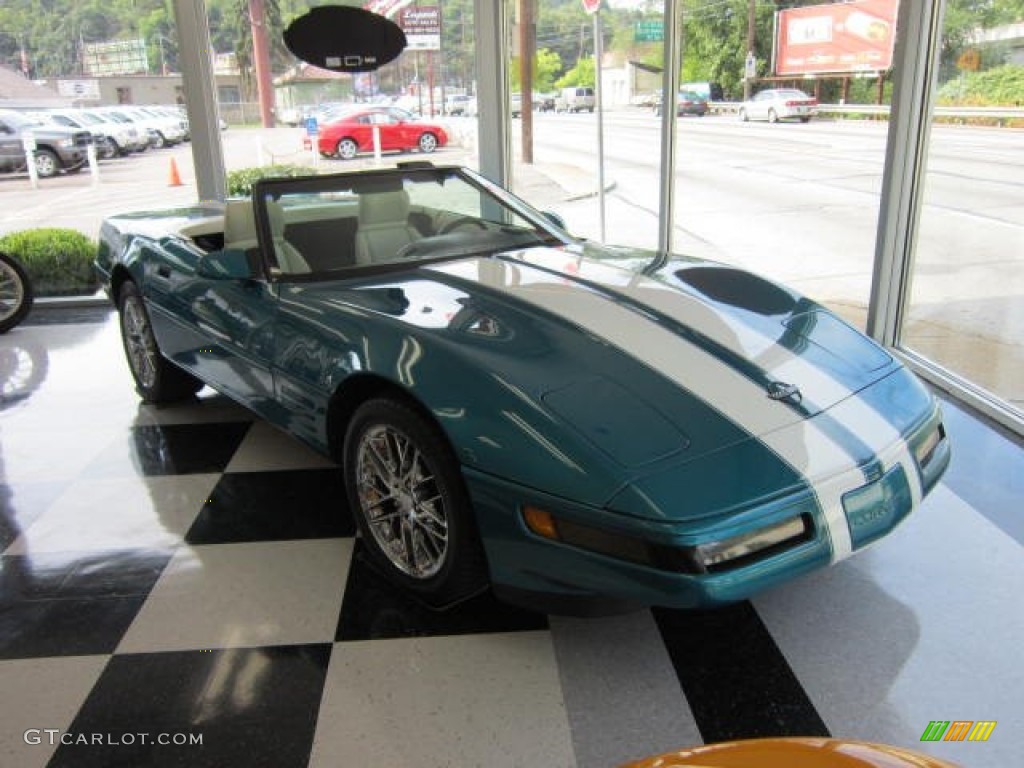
250,164,578,282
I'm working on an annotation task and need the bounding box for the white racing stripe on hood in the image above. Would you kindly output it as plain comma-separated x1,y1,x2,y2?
429,257,921,561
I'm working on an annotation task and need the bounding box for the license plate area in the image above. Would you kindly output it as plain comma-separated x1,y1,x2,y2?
842,465,913,550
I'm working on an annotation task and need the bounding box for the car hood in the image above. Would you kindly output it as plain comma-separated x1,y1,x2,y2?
430,245,896,424
290,245,904,515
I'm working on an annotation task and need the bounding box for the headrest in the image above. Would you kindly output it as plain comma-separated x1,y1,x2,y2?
223,199,256,247
266,199,287,235
358,189,410,227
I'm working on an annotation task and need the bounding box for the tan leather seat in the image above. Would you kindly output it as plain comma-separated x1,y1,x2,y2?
354,189,419,265
220,197,309,274
222,199,258,252
266,201,310,274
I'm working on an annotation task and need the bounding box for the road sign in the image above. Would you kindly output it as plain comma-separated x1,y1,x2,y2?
582,0,601,15
745,51,756,79
305,117,319,136
635,20,664,43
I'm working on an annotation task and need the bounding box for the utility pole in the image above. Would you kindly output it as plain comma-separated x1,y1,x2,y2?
519,0,534,164
248,0,275,127
744,0,756,100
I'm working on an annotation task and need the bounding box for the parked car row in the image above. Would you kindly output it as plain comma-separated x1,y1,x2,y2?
0,105,191,178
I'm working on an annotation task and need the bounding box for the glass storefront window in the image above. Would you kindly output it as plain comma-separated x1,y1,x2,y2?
508,0,906,332
902,5,1024,418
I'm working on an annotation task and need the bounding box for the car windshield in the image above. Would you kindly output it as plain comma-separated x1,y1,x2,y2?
0,110,36,128
252,166,577,278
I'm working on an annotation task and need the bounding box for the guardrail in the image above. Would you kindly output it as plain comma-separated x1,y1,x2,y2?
709,102,1024,121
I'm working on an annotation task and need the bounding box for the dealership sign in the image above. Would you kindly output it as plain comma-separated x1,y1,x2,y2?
775,0,898,76
400,6,442,51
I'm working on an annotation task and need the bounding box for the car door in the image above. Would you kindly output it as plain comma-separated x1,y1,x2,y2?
751,92,772,120
0,116,24,171
368,111,403,151
143,235,279,410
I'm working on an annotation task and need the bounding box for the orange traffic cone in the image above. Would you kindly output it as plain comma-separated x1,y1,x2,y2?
168,158,183,187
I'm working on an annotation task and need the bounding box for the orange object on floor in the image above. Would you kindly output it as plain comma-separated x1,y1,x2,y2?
168,158,183,187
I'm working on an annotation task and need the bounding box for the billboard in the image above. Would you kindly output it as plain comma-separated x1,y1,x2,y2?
399,6,441,51
775,0,898,76
83,39,148,76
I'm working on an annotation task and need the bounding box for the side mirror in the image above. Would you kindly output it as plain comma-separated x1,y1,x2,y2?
541,211,567,231
196,248,256,280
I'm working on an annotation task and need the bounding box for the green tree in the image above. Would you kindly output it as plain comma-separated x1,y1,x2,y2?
556,54,595,89
511,48,563,92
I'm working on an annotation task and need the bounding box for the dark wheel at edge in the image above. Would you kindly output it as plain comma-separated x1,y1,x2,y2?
343,397,488,607
0,253,33,334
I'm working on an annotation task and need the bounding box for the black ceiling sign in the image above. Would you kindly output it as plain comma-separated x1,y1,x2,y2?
283,6,407,74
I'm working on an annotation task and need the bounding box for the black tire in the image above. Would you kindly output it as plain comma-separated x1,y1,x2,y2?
418,132,438,153
117,281,203,403
799,116,811,123
0,253,33,334
343,398,487,606
98,138,116,159
337,138,358,160
768,108,779,124
739,108,748,122
33,149,60,178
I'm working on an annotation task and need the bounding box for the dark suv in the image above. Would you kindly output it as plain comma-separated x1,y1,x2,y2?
0,109,92,178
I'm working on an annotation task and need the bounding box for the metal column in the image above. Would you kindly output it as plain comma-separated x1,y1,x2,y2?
172,0,227,202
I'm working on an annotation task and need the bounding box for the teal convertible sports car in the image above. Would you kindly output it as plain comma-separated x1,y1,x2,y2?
96,164,950,614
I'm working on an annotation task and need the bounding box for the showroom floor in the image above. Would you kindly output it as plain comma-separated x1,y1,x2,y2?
1,308,1021,768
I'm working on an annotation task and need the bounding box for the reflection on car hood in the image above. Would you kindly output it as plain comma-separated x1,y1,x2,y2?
429,245,896,428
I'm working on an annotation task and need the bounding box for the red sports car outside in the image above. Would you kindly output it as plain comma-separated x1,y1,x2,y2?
317,107,448,160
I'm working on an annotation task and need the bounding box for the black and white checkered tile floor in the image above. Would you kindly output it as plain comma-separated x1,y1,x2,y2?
2,309,1020,767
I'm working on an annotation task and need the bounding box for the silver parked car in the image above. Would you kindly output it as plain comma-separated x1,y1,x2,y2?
739,89,818,123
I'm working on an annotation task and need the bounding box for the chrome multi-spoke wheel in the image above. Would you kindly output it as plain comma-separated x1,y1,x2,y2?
356,425,448,579
344,398,486,605
418,132,438,153
337,138,358,160
121,293,159,390
117,281,203,403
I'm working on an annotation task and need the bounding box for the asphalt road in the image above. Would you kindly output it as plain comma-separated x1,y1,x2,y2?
526,111,1022,312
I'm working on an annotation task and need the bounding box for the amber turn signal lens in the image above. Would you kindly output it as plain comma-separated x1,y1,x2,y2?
522,506,560,540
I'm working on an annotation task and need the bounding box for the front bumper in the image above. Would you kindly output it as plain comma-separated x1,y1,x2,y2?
465,402,948,615
466,468,832,613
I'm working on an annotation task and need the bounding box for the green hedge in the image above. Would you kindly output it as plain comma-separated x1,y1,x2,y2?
226,164,312,197
937,65,1024,106
0,228,98,297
